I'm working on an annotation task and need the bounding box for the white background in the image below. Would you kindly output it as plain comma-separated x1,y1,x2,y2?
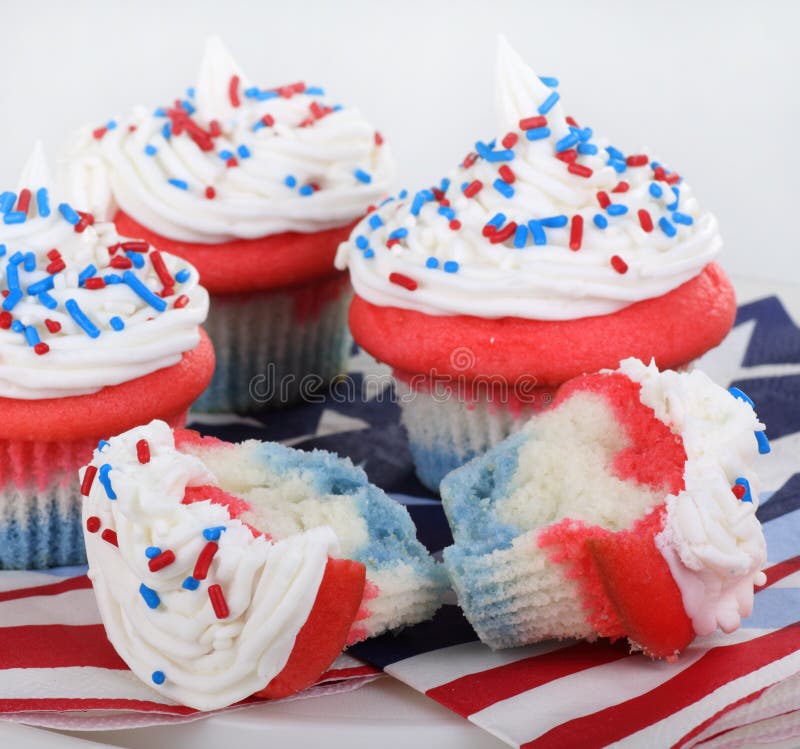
0,0,797,285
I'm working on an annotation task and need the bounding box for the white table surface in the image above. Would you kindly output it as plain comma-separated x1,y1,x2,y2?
1,276,797,749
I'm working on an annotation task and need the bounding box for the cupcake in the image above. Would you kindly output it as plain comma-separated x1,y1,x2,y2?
441,359,769,658
62,37,393,411
335,38,735,491
81,420,447,709
0,144,212,569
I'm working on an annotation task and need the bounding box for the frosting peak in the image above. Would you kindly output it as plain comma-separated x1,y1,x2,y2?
194,36,252,123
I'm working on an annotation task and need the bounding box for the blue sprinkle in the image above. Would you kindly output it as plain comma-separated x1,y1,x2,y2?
27,276,55,296
525,127,551,141
541,215,568,228
513,224,528,248
363,249,375,259
528,220,546,246
162,122,172,139
305,86,325,95
237,144,251,159
109,316,125,331
244,86,260,98
139,583,160,610
443,260,459,273
398,189,408,199
555,132,579,152
98,463,116,499
606,146,625,161
218,149,234,161
3,211,26,225
729,386,755,407
23,253,36,272
284,175,297,188
98,440,110,452
355,235,369,250
122,270,168,312
735,477,753,503
153,107,167,117
389,228,409,240
38,291,57,309
438,206,456,220
65,299,101,338
658,217,677,237
144,144,157,156
425,257,439,269
0,245,5,257
11,319,23,333
203,526,227,541
58,203,81,225
251,120,266,132
104,274,122,285
180,99,195,115
152,671,166,685
440,178,451,192
368,214,383,230
126,251,145,269
106,120,118,131
475,141,514,162
379,195,394,207
577,143,598,155
298,185,314,196
666,186,680,210
410,192,427,216
78,264,97,286
608,159,627,173
539,76,559,88
332,104,343,112
186,86,196,98
6,259,20,289
593,214,608,229
578,127,593,142
145,546,162,559
24,326,40,346
182,576,200,591
649,183,663,198
755,430,771,454
175,269,191,284
672,212,693,225
168,179,188,190
538,91,560,115
36,188,50,218
488,212,506,229
0,192,16,213
606,204,628,216
354,168,372,184
256,90,279,101
493,179,514,199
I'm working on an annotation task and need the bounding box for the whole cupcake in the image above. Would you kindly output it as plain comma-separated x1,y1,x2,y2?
0,144,212,569
62,37,393,412
336,38,735,491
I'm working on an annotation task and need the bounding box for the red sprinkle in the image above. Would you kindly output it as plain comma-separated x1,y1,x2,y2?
160,286,175,299
596,191,611,209
569,215,584,251
121,241,148,252
565,116,580,128
386,238,400,249
74,217,91,233
81,465,98,496
136,439,151,464
174,295,190,309
17,189,31,214
519,115,547,130
148,550,176,573
110,256,133,270
86,516,101,534
626,154,649,167
101,529,118,547
501,132,519,149
84,278,106,290
555,149,577,164
374,131,383,146
638,209,654,232
389,272,418,291
482,224,496,237
228,75,241,107
205,186,216,199
77,211,95,226
193,541,219,580
463,180,483,198
498,165,516,184
567,163,593,178
653,166,668,182
225,157,238,168
449,219,461,231
47,259,66,274
47,249,61,261
208,584,229,619
45,319,61,334
462,152,478,169
611,255,629,274
732,484,747,500
611,182,629,194
34,342,49,356
92,126,107,140
0,311,12,330
489,222,518,245
209,120,222,137
149,250,174,289
665,172,681,185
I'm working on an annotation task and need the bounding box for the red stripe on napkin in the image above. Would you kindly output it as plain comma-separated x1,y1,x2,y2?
0,625,127,669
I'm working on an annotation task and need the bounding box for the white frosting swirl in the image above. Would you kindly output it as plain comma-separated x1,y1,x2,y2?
619,358,768,636
336,37,722,320
0,145,209,400
81,420,339,712
61,36,394,243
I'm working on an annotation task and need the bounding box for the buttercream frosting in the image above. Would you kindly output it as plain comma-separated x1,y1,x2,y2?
62,36,394,243
336,37,722,320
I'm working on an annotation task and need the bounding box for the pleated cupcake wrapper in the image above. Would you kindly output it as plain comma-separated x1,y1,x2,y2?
0,411,189,570
195,275,353,412
395,381,547,492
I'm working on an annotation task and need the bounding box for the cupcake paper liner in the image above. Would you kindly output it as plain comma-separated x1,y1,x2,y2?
195,274,352,412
